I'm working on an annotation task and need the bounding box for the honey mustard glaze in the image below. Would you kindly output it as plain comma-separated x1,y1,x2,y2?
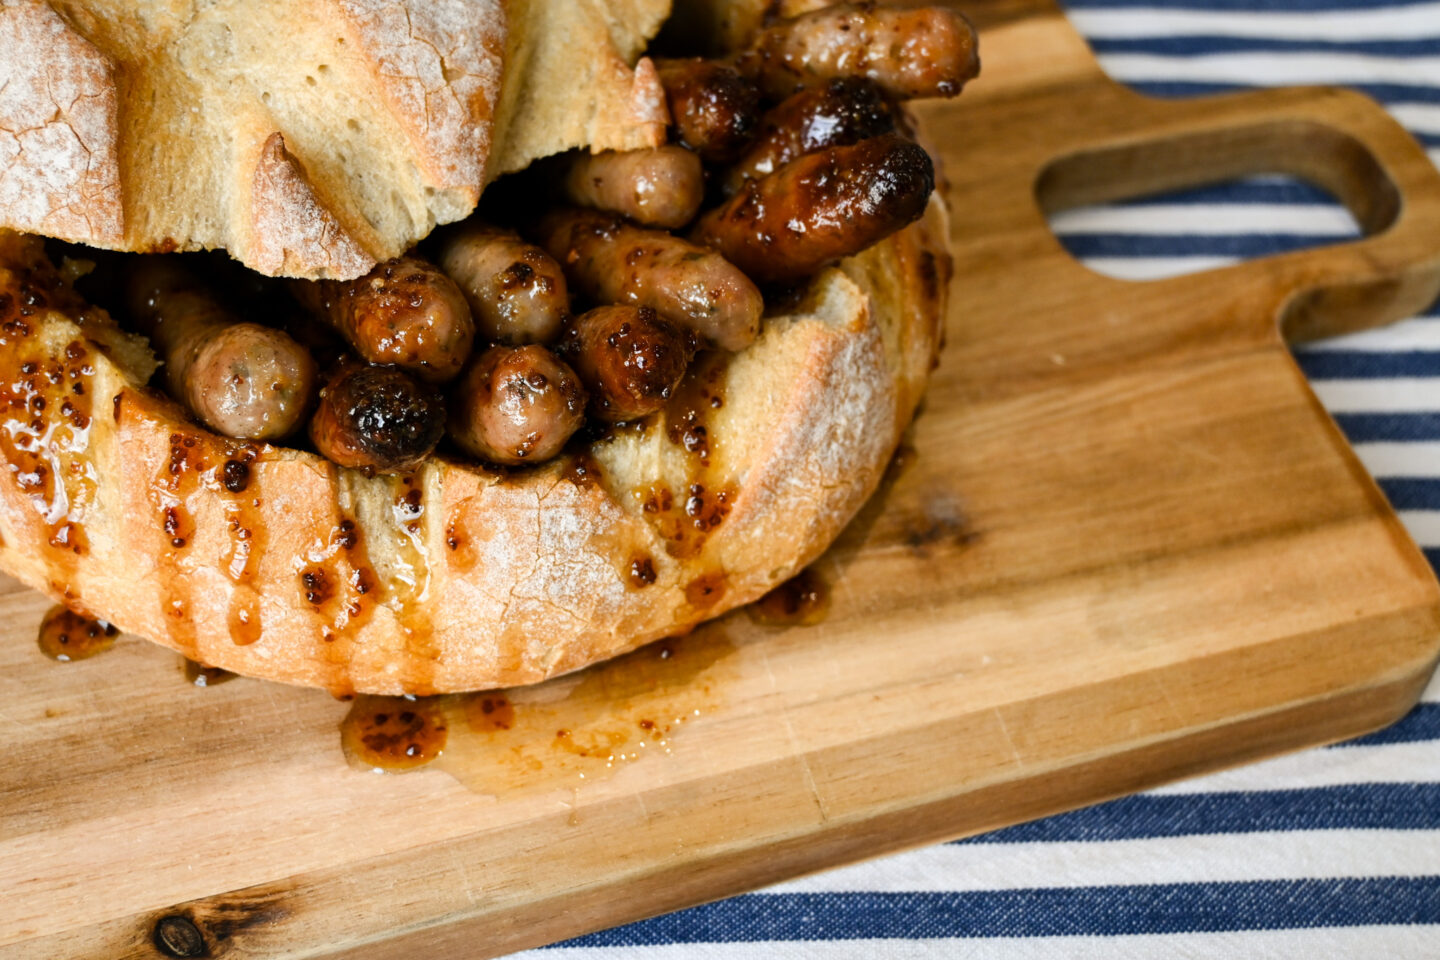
389,472,438,694
297,469,434,698
0,270,100,591
296,471,381,699
145,419,272,658
36,604,116,661
749,567,831,627
649,351,735,561
340,626,736,797
182,657,236,686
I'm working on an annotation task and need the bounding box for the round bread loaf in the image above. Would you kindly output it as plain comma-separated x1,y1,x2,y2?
0,193,948,695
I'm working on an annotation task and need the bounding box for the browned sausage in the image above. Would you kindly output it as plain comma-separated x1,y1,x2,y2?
738,4,979,101
291,255,474,382
556,305,697,423
559,146,706,230
308,361,445,474
127,259,317,441
435,223,570,346
534,208,762,352
448,345,587,465
690,134,934,285
654,58,761,163
721,77,893,196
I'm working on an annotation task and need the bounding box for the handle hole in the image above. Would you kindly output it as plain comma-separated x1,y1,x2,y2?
1045,174,1361,281
1036,120,1400,281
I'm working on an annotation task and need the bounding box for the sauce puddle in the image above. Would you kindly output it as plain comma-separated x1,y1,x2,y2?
340,627,736,799
749,567,831,627
36,604,116,661
182,658,237,687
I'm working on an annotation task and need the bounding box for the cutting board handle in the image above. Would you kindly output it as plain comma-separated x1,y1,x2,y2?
1036,84,1440,342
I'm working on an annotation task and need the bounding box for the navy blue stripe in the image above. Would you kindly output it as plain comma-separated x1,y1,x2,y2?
552,878,1440,945
1111,179,1340,206
1064,0,1439,9
1063,233,1356,257
1426,547,1440,574
1336,703,1440,747
1295,350,1440,379
954,784,1440,844
1091,36,1440,58
1377,478,1440,510
1334,413,1440,441
1129,81,1440,105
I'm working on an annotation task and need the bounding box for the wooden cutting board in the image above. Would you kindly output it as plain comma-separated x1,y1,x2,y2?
5,2,1440,957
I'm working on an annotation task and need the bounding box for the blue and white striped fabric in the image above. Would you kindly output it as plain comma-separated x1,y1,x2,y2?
520,2,1440,956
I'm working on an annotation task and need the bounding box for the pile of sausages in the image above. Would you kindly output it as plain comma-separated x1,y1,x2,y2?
122,4,977,474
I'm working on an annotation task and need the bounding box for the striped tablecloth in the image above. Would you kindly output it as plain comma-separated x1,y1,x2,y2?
522,2,1440,956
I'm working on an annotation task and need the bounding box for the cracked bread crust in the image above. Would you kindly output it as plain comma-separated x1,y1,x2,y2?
0,195,948,695
0,0,670,280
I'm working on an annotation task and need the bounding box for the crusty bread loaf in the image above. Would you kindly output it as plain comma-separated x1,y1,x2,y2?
0,194,948,695
0,0,671,280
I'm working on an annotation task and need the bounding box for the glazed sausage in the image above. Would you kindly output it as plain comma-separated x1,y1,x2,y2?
738,4,979,101
435,223,569,346
535,208,762,352
309,361,445,474
448,345,587,465
655,58,761,163
557,305,696,423
291,255,474,382
559,146,706,230
691,134,934,286
721,77,893,196
127,259,317,441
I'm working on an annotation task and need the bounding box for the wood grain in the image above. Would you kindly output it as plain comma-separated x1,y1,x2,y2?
5,2,1440,957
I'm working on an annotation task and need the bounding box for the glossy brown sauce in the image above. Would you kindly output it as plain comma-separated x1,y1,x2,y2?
634,351,737,561
684,570,728,612
627,553,657,589
562,450,604,489
306,485,380,699
36,604,116,661
339,627,736,797
462,693,516,732
341,695,449,772
749,567,831,626
218,447,266,646
639,480,737,560
182,657,236,686
0,273,99,594
155,430,202,657
389,474,437,695
665,351,727,467
444,517,478,573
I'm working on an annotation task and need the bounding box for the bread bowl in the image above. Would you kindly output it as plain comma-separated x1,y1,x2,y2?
0,0,963,695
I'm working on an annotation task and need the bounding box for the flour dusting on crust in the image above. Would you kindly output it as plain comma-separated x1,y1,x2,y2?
0,0,121,243
250,133,375,279
335,0,505,197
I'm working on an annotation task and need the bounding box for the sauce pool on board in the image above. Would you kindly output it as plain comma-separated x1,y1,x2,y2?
338,627,737,797
36,604,117,661
183,658,237,686
749,567,830,627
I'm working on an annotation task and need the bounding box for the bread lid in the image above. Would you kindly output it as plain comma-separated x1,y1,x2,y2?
0,0,672,279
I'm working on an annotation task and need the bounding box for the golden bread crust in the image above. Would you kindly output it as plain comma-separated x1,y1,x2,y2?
0,197,948,694
0,0,670,279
